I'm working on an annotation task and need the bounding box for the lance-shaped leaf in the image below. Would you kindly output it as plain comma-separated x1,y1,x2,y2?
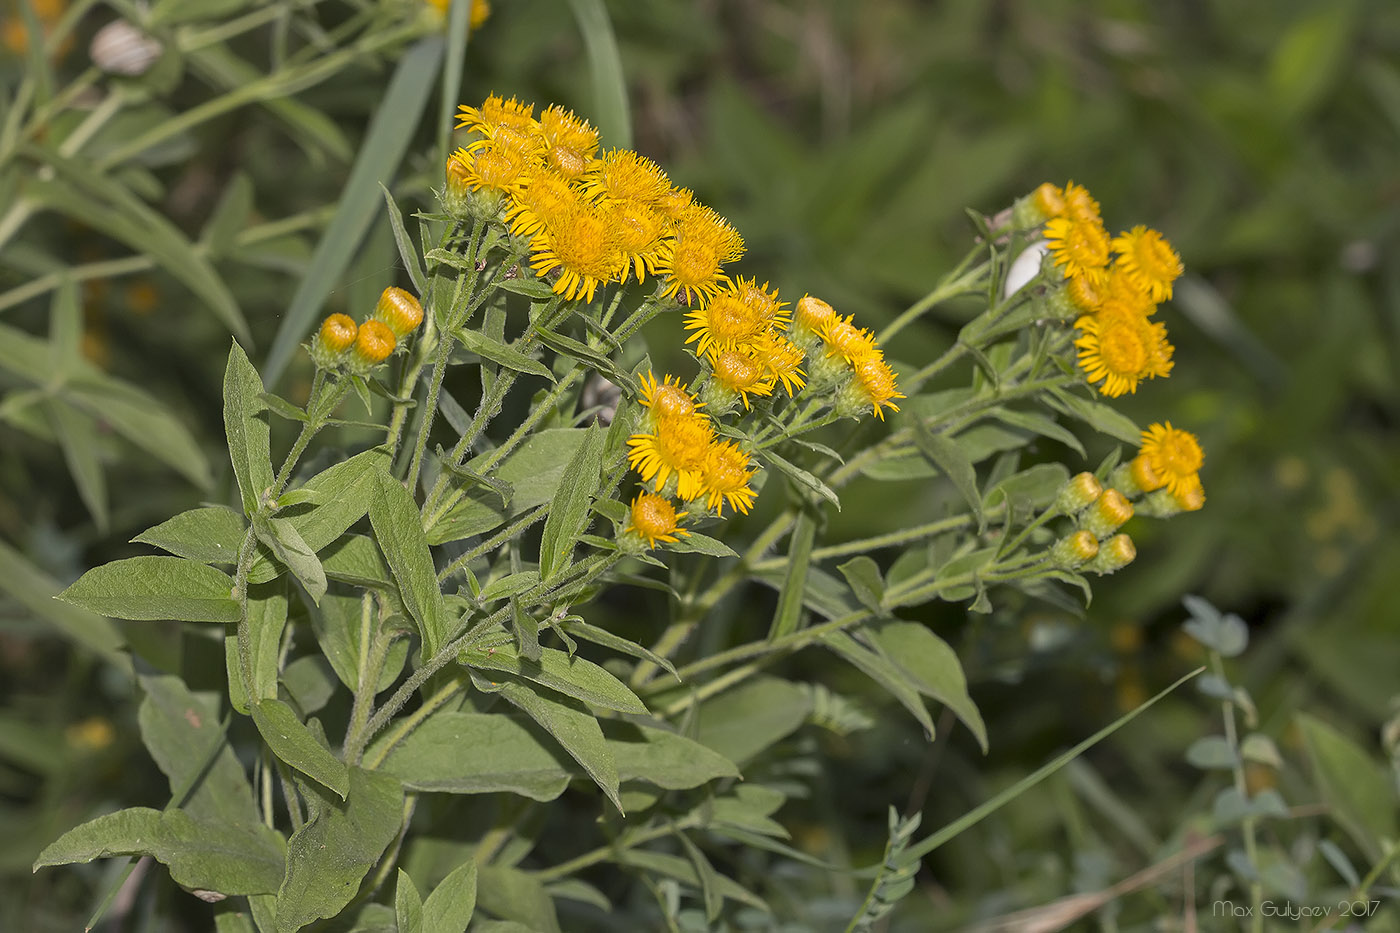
371,711,573,800
870,622,987,752
369,469,447,656
423,858,478,933
606,722,739,789
912,419,984,531
224,341,274,518
251,698,349,800
135,506,245,565
694,677,812,766
458,644,646,714
59,556,239,623
455,328,553,380
276,767,404,933
256,517,327,605
537,422,604,581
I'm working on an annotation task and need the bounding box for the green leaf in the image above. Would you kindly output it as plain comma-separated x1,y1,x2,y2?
558,619,678,680
509,600,541,662
607,722,739,789
135,506,245,565
59,556,239,623
455,328,553,380
1046,389,1141,445
677,831,724,922
484,675,622,812
838,556,885,614
695,677,812,766
1297,712,1396,861
396,870,424,933
902,667,1202,861
263,38,446,386
370,469,447,656
373,711,572,800
476,867,562,933
990,408,1085,458
422,857,478,933
768,510,816,640
869,622,988,752
321,535,392,588
248,447,391,584
224,341,274,518
616,850,765,913
985,463,1072,518
200,171,255,255
538,422,604,581
663,532,738,558
381,184,426,294
66,372,213,488
45,399,107,530
563,0,632,149
459,644,646,714
33,808,285,896
427,429,587,544
761,450,840,509
1269,1,1360,120
0,538,127,670
251,699,349,800
275,773,403,932
237,585,288,710
1185,735,1238,770
258,517,327,605
911,420,984,531
138,673,261,826
822,632,935,738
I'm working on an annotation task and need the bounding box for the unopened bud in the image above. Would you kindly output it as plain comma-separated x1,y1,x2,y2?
311,313,357,369
1111,454,1167,498
1056,472,1103,515
1081,488,1134,538
1051,530,1100,569
1138,474,1206,517
1085,534,1136,575
374,287,424,337
350,320,396,373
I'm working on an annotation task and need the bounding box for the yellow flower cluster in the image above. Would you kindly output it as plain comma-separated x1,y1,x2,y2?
1031,181,1183,399
798,296,906,420
449,94,743,305
1127,421,1206,509
311,287,423,374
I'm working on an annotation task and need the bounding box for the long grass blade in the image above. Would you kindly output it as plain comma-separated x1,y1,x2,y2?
564,0,632,149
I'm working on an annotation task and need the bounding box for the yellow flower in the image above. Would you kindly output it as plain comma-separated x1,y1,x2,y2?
656,204,745,304
1031,182,1066,221
1061,182,1102,224
1074,314,1172,397
657,185,694,221
753,332,806,395
527,201,625,303
1103,264,1157,315
1172,473,1206,512
605,198,669,282
793,294,837,339
711,349,775,409
504,172,580,238
818,314,879,365
624,493,689,549
580,149,672,205
627,410,714,500
1138,422,1204,498
684,286,767,359
1045,215,1110,281
536,104,599,180
698,440,757,516
1111,226,1183,302
447,143,532,195
315,313,358,361
733,277,788,323
456,94,537,138
374,287,424,337
351,320,397,371
1064,271,1109,315
638,371,700,423
427,0,491,29
851,354,904,420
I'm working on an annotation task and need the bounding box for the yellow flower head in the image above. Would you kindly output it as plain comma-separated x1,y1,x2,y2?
457,94,536,137
605,198,669,282
1045,215,1110,281
580,149,672,205
1102,264,1157,316
317,313,358,354
657,185,694,221
851,354,904,419
638,371,699,422
504,172,580,238
753,332,806,395
1139,422,1204,498
1128,453,1166,494
818,314,879,365
428,0,491,29
374,287,424,337
733,277,788,324
794,294,837,336
656,204,745,304
536,104,600,180
698,440,757,516
1111,226,1183,302
528,201,625,303
1074,313,1165,397
1172,473,1206,512
711,349,775,409
1062,182,1102,224
1064,271,1109,316
448,143,532,195
627,410,714,500
624,492,688,549
1031,183,1066,220
351,320,397,371
684,287,767,359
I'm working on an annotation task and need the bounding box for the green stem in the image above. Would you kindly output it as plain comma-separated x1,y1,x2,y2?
1213,650,1264,933
437,503,550,583
363,679,464,770
536,815,704,882
878,250,988,343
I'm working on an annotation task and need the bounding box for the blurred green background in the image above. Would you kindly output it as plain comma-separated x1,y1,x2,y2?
3,0,1398,929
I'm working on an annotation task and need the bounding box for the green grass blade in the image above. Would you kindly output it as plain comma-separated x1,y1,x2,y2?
263,37,446,387
564,0,632,149
901,666,1203,862
438,0,476,164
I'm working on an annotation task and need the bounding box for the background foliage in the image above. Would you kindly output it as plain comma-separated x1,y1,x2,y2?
2,0,1398,930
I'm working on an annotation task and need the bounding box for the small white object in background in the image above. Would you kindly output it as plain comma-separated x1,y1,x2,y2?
90,21,162,77
1002,240,1049,300
581,374,621,425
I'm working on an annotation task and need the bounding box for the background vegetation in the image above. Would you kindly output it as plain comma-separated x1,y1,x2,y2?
2,0,1397,929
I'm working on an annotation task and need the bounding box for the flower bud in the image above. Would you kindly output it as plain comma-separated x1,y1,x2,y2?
1051,530,1099,569
444,153,473,218
1081,488,1134,538
311,313,357,369
1085,534,1136,575
792,294,836,348
1055,472,1103,515
350,320,396,373
1111,454,1167,498
1012,182,1065,229
374,287,424,337
1137,474,1206,517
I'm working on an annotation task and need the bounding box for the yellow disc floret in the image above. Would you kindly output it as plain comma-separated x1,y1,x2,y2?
1074,313,1171,397
626,410,714,500
638,371,699,423
528,201,625,303
536,104,600,180
698,440,757,516
656,204,745,304
1111,226,1184,302
684,288,766,359
624,493,689,549
851,354,904,419
711,349,775,409
351,320,397,371
456,93,536,138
